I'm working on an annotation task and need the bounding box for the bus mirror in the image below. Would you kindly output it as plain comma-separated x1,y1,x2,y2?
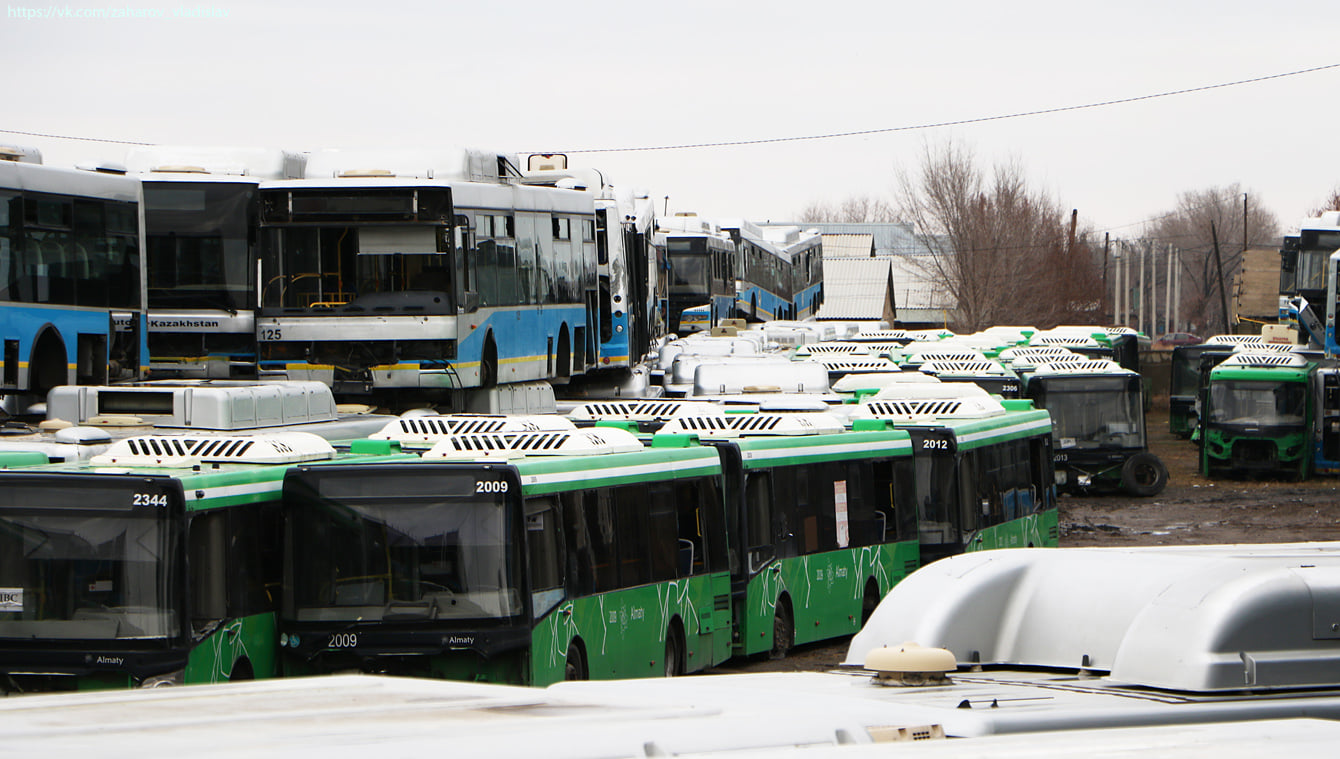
462,291,480,313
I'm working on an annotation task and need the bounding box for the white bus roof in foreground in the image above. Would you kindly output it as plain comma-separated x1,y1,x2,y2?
7,664,1340,757
847,543,1340,692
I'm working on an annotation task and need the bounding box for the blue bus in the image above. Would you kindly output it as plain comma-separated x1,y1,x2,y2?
657,214,736,335
255,148,598,407
0,146,147,404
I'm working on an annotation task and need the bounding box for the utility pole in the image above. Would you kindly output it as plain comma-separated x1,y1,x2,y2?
1211,222,1231,334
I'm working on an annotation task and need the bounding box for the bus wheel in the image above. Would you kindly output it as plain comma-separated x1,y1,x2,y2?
663,626,684,677
1121,452,1168,497
861,581,881,627
564,642,587,681
480,336,498,388
229,659,254,682
770,598,793,661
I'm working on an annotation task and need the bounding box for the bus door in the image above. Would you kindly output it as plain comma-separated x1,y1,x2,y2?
1315,368,1340,474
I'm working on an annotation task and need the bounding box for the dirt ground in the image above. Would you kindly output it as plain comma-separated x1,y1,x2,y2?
1060,405,1340,546
715,402,1340,674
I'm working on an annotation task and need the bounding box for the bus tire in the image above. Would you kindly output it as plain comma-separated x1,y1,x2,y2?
480,335,498,388
1121,452,1168,497
770,597,793,661
229,659,254,682
564,641,587,681
30,329,68,396
663,623,684,677
861,580,881,627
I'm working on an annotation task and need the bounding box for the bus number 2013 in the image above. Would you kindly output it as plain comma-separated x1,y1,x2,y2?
476,480,509,493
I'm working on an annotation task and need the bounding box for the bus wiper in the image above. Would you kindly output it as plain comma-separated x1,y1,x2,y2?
382,599,438,621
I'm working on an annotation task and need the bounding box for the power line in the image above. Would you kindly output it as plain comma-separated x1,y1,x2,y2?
543,62,1340,154
0,127,151,146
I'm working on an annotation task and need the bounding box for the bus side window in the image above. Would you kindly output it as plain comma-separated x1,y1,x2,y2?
614,483,650,587
647,484,678,582
525,497,564,618
189,512,228,631
560,491,597,596
745,472,775,572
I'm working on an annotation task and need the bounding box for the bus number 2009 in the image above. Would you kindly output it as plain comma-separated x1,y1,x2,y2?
476,480,509,493
327,633,358,648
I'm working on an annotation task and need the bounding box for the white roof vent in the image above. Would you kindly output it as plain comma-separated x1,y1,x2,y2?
1031,359,1131,376
657,412,845,439
865,642,957,687
1221,352,1310,369
565,400,725,424
372,414,575,447
918,360,1013,377
422,426,644,460
858,397,1005,420
90,432,336,467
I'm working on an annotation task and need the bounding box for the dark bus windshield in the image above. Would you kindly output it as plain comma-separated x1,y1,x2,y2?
144,182,257,312
1034,376,1144,450
285,469,522,624
0,479,178,641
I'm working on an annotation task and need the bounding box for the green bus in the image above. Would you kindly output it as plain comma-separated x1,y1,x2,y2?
280,424,731,684
853,386,1059,562
0,431,413,693
279,413,922,681
1201,351,1315,480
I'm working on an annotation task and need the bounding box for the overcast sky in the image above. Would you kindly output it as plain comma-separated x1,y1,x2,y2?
5,0,1339,237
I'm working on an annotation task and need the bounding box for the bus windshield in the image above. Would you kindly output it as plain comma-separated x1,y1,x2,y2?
144,183,256,312
1037,377,1144,450
0,483,177,641
668,253,708,292
1208,380,1308,427
286,470,522,623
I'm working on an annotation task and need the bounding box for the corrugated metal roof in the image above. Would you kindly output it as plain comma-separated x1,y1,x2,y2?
764,223,931,256
821,233,874,258
816,257,891,320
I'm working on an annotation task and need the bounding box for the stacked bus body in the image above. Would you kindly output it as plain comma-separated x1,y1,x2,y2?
0,430,414,693
0,145,147,405
656,214,736,336
255,148,598,406
518,154,662,373
125,146,306,381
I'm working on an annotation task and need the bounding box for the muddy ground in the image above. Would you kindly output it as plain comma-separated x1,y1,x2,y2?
715,402,1340,674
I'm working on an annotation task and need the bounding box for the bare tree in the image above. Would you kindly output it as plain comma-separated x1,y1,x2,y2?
1144,186,1279,334
1309,185,1340,216
796,195,898,223
895,140,1104,331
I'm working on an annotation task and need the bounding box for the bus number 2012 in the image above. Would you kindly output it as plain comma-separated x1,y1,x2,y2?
921,439,950,450
327,633,358,648
476,480,509,493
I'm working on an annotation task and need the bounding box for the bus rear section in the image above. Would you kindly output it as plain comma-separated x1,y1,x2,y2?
694,421,920,660
279,427,732,686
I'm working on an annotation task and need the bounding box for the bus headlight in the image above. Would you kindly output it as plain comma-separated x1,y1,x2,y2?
1077,474,1093,487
